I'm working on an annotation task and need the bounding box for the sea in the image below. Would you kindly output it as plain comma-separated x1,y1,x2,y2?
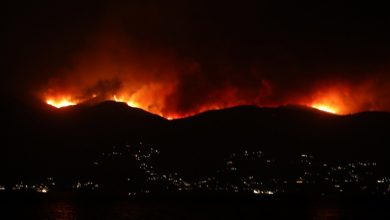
0,193,389,219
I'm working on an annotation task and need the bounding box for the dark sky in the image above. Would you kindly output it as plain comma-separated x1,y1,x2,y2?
3,1,390,115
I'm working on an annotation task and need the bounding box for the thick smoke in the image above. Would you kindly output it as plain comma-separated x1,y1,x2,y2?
41,26,275,117
5,1,389,116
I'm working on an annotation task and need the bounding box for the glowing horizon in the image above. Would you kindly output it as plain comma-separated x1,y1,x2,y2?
45,96,345,119
46,98,77,108
311,104,338,114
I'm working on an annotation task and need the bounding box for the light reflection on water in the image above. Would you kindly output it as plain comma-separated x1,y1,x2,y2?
1,197,389,220
41,201,78,220
311,206,343,220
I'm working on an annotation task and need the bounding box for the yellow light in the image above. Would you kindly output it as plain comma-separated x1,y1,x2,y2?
311,104,337,114
112,95,140,108
126,101,139,108
37,188,48,193
46,99,76,108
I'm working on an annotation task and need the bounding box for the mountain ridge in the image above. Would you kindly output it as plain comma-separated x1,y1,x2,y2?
1,100,389,178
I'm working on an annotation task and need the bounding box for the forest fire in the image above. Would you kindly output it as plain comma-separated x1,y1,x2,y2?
43,74,390,118
46,97,78,108
303,85,361,115
44,93,228,119
112,95,140,108
43,80,383,118
311,104,338,114
44,89,345,118
43,79,388,117
38,19,389,118
308,90,342,114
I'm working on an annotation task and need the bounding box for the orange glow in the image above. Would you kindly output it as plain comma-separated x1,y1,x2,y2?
311,104,338,114
303,84,361,115
109,94,221,119
42,78,379,118
43,88,345,117
39,26,387,118
112,95,140,108
43,91,238,119
46,97,78,108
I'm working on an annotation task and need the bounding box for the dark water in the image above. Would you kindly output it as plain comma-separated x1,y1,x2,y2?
1,194,389,219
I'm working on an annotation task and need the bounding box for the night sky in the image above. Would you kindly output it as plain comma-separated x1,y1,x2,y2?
3,1,390,116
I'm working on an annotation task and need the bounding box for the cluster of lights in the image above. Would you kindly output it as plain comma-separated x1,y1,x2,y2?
3,143,388,196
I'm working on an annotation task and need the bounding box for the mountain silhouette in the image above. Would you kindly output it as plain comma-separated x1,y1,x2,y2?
1,100,389,180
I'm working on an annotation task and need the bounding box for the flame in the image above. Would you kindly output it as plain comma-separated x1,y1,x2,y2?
112,95,139,108
111,94,199,119
44,92,236,119
306,89,344,114
46,97,78,108
304,84,357,115
42,79,380,118
42,87,345,117
311,104,337,114
39,25,388,118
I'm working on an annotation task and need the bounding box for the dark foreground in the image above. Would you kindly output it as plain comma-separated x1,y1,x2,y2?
1,193,389,219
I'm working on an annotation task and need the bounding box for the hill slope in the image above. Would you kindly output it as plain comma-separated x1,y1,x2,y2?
1,101,389,178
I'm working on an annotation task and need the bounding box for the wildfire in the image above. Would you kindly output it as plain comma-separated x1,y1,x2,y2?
44,93,342,117
44,93,225,119
111,95,185,119
112,95,140,108
306,86,349,115
39,23,385,118
311,104,338,114
43,83,372,118
46,97,78,108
